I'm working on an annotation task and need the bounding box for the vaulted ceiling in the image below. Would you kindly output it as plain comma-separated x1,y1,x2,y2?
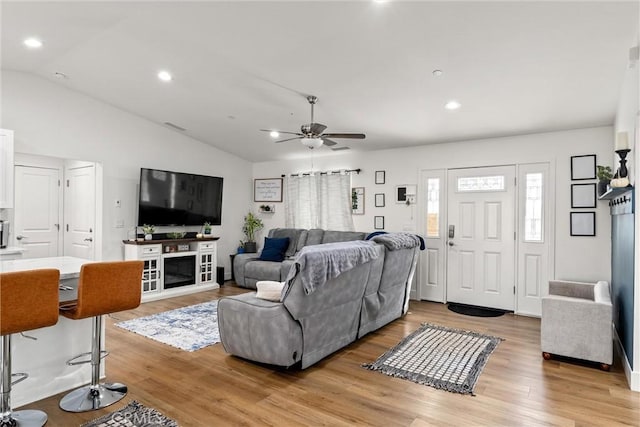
2,1,638,162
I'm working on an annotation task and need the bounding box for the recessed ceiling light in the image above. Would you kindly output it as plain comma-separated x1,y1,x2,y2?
23,38,43,48
432,69,443,77
445,100,461,110
157,71,172,82
54,72,68,79
270,131,280,138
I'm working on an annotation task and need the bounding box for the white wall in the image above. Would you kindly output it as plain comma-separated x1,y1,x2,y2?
1,71,252,277
253,126,613,283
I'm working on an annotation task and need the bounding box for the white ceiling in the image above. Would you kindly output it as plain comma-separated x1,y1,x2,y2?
1,1,638,162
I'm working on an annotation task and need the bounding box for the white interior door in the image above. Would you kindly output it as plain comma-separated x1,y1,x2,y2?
14,165,62,258
446,166,516,310
64,163,96,260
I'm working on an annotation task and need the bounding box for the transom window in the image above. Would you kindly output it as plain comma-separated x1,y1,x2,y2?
457,175,505,192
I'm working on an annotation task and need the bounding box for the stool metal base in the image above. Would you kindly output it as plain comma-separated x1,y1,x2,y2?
0,409,47,427
59,383,127,413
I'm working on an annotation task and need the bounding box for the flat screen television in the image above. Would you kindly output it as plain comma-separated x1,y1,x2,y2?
137,168,223,226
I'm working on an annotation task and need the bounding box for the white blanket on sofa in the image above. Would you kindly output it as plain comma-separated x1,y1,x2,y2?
284,240,379,295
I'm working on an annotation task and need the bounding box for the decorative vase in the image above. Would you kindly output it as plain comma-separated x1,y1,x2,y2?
144,234,152,241
244,242,257,253
237,246,246,254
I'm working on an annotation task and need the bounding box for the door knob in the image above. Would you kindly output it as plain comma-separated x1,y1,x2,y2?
448,241,455,246
16,235,25,241
84,238,93,242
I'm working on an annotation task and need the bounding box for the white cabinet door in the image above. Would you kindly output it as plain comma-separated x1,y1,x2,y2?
0,129,14,208
14,165,62,258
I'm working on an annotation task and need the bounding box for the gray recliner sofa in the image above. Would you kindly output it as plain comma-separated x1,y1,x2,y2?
218,233,422,369
233,228,367,289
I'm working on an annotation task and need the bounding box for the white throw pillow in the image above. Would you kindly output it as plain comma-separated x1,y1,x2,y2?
256,280,285,302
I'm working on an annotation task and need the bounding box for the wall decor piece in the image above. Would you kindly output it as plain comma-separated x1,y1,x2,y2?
570,155,596,180
571,183,596,208
375,193,385,207
570,212,596,236
396,185,417,204
374,216,385,230
254,178,283,202
352,187,365,215
375,170,386,184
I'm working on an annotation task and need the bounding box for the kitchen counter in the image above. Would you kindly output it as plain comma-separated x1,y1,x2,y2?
1,256,101,408
0,246,26,260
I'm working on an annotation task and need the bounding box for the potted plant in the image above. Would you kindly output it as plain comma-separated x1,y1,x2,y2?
597,165,613,196
203,221,212,235
242,212,263,253
142,224,155,241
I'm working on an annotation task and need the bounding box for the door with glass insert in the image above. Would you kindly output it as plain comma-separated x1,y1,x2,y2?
446,166,516,310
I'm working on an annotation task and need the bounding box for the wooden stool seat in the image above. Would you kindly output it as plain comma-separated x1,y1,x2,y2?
1,269,60,427
58,261,143,413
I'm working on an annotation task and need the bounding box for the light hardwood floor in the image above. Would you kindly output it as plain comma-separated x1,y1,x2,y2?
20,285,640,426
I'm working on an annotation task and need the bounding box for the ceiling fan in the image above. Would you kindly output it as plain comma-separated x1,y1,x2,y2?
261,95,365,149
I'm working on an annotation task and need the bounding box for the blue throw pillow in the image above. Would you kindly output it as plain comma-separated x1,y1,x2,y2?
259,237,290,262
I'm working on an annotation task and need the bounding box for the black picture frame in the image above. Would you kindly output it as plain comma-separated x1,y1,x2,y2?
570,212,596,236
375,170,386,184
570,155,596,180
375,193,385,207
374,216,385,230
571,183,597,208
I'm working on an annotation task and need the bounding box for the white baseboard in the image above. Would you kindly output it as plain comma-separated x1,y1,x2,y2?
614,328,640,391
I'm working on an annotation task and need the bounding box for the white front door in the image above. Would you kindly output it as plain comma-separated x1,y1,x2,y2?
64,163,96,260
446,166,516,310
14,165,62,258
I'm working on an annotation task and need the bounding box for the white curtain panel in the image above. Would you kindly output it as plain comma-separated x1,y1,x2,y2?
285,172,355,231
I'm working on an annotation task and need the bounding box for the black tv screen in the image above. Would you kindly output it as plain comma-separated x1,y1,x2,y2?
138,168,223,226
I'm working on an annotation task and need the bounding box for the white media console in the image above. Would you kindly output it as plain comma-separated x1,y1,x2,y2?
123,237,219,302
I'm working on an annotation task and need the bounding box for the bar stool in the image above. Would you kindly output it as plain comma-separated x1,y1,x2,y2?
1,269,60,427
58,260,143,413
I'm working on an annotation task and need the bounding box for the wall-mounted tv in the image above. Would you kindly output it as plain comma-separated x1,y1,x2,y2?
137,168,223,226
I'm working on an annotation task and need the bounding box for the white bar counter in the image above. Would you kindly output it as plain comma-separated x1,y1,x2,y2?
1,256,103,407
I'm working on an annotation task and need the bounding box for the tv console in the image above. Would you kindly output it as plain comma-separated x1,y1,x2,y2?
123,237,219,302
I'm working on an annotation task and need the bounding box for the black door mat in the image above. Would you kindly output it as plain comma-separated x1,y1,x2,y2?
447,302,508,317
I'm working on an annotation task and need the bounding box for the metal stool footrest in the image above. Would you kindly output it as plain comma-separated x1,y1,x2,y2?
10,372,27,387
66,350,109,366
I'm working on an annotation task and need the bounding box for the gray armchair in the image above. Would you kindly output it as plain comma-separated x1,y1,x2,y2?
541,280,612,370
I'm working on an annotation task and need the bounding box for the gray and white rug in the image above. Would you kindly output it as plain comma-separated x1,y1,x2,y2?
116,300,219,352
363,323,502,395
81,400,178,427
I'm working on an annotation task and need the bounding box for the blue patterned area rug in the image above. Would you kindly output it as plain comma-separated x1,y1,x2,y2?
116,300,219,352
363,323,503,395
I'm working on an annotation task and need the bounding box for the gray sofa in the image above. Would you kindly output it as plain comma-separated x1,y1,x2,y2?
233,228,367,289
218,234,421,369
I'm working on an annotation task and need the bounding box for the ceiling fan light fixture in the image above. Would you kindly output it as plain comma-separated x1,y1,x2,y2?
301,137,323,149
445,100,461,110
270,131,280,138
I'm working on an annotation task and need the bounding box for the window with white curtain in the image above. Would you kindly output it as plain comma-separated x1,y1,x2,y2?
284,172,355,231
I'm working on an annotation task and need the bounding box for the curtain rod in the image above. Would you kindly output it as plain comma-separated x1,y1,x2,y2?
281,168,361,178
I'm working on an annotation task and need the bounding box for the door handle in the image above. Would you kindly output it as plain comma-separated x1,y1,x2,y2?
84,238,93,242
16,235,25,241
448,241,455,247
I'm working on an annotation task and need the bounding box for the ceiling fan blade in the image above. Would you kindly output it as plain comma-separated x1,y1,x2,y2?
321,133,366,139
322,138,338,147
274,136,302,143
310,123,327,135
260,129,302,136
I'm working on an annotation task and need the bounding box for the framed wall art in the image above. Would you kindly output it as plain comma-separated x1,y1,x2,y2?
254,178,283,202
570,212,596,236
374,216,385,230
375,171,386,184
375,193,385,207
570,155,596,180
571,183,596,208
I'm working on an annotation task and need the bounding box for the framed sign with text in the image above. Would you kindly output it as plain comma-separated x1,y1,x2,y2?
254,178,283,202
